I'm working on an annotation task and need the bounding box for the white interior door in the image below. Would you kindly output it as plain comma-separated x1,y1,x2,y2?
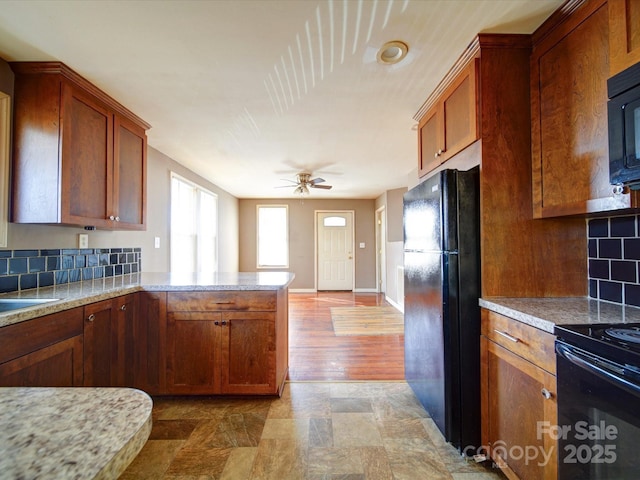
317,211,354,291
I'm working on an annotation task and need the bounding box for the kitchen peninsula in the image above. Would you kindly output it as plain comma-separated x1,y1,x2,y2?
0,272,294,396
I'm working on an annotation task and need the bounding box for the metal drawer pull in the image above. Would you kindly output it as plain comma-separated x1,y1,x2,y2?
214,301,235,305
120,304,127,311
541,388,553,400
87,314,95,322
493,329,520,343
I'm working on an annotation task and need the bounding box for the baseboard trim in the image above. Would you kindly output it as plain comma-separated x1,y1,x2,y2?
385,296,404,313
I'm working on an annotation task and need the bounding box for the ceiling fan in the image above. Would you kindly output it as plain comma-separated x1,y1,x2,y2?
277,173,333,195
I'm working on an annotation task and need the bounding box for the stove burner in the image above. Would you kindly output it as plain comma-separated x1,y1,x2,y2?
604,327,640,345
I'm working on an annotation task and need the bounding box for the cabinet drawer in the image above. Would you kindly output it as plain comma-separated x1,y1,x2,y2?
0,308,84,364
167,291,276,312
481,309,555,375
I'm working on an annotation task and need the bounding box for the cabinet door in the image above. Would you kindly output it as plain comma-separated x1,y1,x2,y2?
135,291,166,394
83,299,115,386
166,311,220,394
113,293,138,386
418,105,443,177
609,0,640,76
60,82,114,228
0,335,83,387
481,337,557,480
532,1,639,217
113,115,146,229
442,60,478,159
220,311,276,395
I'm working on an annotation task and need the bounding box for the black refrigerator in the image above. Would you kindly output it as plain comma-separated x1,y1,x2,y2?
403,166,480,453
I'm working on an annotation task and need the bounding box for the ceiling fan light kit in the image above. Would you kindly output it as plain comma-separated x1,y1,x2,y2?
278,172,333,196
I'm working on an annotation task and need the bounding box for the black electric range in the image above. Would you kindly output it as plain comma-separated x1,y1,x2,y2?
555,323,640,368
554,323,640,479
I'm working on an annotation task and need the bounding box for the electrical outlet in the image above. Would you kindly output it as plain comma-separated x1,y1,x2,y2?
78,233,89,249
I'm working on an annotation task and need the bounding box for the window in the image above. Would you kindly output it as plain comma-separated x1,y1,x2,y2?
170,173,218,273
257,205,288,268
323,216,347,227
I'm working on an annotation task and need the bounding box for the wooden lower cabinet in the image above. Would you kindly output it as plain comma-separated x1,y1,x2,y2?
165,290,287,396
134,291,166,394
481,309,557,480
83,294,137,387
0,308,84,386
0,288,288,396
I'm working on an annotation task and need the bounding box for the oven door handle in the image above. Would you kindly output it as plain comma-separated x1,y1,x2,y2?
556,342,640,396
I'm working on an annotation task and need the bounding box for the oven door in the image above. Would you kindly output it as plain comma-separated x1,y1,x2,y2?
556,340,640,479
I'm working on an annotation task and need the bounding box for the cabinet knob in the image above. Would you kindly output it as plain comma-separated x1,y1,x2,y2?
541,388,553,400
87,314,95,322
214,321,220,325
221,321,227,326
115,216,120,222
109,215,115,221
120,304,127,311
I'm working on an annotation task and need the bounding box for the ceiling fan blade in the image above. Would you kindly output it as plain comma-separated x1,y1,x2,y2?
274,184,297,188
311,184,332,189
309,177,325,185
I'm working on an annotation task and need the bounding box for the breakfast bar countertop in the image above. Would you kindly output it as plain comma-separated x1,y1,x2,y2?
0,387,152,479
480,296,640,334
0,271,295,328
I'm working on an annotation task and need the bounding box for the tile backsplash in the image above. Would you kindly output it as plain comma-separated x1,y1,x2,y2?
0,248,141,294
588,215,640,307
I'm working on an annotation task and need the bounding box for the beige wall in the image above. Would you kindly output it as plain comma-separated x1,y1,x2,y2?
238,198,376,291
5,146,240,273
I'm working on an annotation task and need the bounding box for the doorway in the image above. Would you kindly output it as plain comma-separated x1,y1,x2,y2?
316,210,354,291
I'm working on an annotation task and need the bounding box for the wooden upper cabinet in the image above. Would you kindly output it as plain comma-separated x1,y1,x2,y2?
417,60,478,177
61,82,113,228
418,106,441,176
531,0,639,218
114,115,147,228
609,0,640,76
11,62,149,230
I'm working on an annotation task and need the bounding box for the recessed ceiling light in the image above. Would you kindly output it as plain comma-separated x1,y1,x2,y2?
377,40,409,65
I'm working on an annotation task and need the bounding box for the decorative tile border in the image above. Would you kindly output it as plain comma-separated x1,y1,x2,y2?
0,248,141,294
588,215,640,308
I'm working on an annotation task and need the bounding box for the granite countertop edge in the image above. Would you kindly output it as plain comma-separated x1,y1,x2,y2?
480,296,640,334
0,271,295,328
0,387,152,480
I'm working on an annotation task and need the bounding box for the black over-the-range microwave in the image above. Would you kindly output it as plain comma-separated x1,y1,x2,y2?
609,61,640,189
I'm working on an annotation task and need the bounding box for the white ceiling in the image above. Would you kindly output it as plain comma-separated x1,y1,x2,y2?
0,0,563,199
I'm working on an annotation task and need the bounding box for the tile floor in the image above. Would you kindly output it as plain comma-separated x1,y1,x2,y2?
121,381,504,479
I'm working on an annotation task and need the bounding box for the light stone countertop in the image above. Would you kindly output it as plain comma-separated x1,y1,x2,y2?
0,271,295,328
0,387,152,479
480,297,640,334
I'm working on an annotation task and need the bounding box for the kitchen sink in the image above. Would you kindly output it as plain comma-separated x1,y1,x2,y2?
0,298,59,313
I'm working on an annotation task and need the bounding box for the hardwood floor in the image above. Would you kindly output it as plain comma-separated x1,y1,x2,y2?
287,292,405,381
